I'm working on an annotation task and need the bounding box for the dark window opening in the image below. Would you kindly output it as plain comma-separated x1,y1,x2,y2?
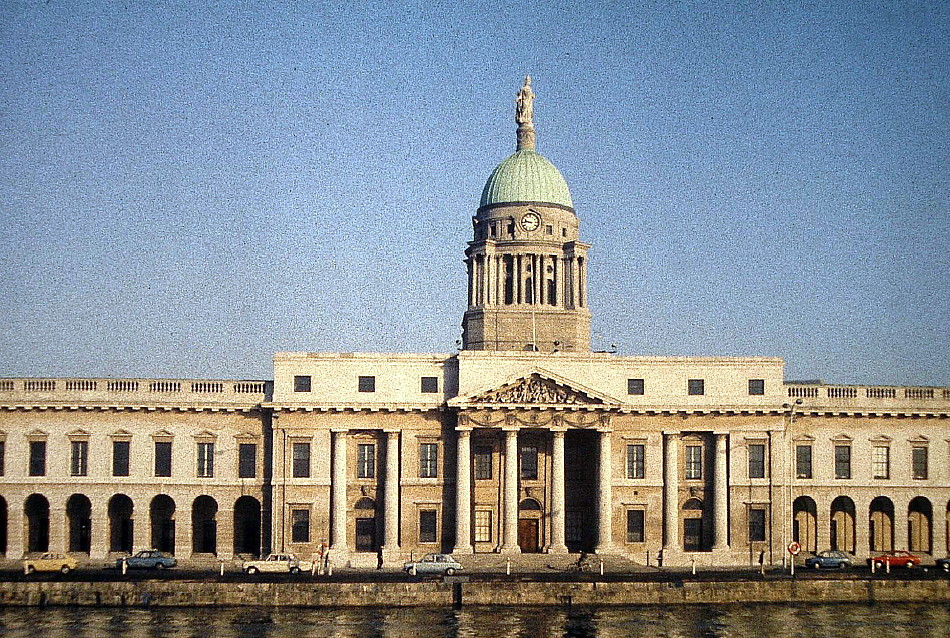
796,445,812,479
474,445,492,480
419,510,437,543
520,445,538,480
421,376,439,393
291,509,310,543
113,440,130,477
626,444,645,479
834,445,851,479
688,379,705,396
239,443,257,479
293,375,312,392
748,379,765,395
749,508,766,542
155,442,172,477
29,441,46,477
748,444,766,479
626,509,644,543
292,442,311,478
627,378,644,395
358,376,376,393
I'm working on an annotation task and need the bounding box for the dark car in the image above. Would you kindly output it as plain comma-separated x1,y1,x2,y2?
118,549,177,570
867,550,921,569
935,558,950,572
804,550,852,569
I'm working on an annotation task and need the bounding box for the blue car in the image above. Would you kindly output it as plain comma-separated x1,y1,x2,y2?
118,549,177,570
804,550,852,569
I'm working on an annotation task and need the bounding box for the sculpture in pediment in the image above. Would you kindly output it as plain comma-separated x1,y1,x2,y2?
474,374,602,405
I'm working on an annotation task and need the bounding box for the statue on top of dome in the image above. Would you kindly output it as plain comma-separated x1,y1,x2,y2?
515,76,535,126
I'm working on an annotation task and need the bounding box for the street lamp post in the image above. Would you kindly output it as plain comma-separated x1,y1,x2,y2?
782,399,803,573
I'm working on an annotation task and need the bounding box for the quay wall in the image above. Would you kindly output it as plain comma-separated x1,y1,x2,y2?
0,578,948,608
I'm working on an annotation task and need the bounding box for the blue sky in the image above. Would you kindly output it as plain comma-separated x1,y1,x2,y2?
0,1,947,385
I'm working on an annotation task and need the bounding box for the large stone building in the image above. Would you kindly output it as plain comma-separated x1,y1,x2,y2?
0,79,947,568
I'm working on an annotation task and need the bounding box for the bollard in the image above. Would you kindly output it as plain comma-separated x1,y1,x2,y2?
760,562,765,577
220,561,225,576
691,558,696,575
790,558,795,577
23,562,28,575
871,559,876,574
646,551,650,567
600,559,604,576
506,557,511,575
311,561,316,576
886,558,890,574
122,558,128,575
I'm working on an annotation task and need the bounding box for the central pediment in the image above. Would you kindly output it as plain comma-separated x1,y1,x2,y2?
449,369,621,408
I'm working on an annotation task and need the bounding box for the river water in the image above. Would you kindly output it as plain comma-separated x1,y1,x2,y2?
0,603,948,637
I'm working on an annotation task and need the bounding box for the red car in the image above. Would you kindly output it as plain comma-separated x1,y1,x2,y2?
867,551,921,569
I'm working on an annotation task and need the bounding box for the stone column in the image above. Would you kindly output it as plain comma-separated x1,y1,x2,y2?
89,497,109,559
713,433,729,549
382,430,400,560
595,429,614,553
893,496,909,551
815,496,830,551
501,427,521,553
548,428,568,553
7,496,24,559
663,432,679,552
217,504,234,559
49,504,66,555
331,429,348,553
453,428,473,554
933,504,948,557
176,498,193,558
853,496,870,559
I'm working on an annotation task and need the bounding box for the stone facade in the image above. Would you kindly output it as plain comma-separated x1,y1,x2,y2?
0,80,947,568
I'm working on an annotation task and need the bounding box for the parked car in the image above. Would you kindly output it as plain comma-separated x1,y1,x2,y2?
118,549,177,570
935,558,950,572
404,553,462,576
24,553,79,575
242,553,312,574
867,551,921,569
804,550,852,569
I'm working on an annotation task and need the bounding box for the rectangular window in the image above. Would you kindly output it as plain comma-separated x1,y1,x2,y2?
238,443,257,478
626,444,645,479
419,509,437,543
474,445,493,480
358,376,376,393
419,443,438,478
474,510,492,543
420,376,439,393
293,375,312,392
834,445,851,479
796,445,812,479
292,442,311,478
291,509,310,543
688,379,705,395
872,446,890,479
749,508,766,542
626,509,645,543
112,440,130,477
0,440,5,476
29,441,46,476
748,379,765,395
357,443,375,478
627,378,645,395
748,444,765,479
197,442,214,478
912,447,928,480
155,441,172,477
70,440,88,476
520,445,538,480
685,445,703,480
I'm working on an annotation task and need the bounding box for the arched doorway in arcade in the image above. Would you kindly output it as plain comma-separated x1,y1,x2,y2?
0,496,7,555
150,495,176,554
354,497,378,552
233,496,262,556
66,494,92,554
792,496,818,552
830,496,856,553
108,494,134,553
518,498,543,553
25,494,50,553
683,498,706,552
192,496,218,555
869,496,894,552
908,497,932,554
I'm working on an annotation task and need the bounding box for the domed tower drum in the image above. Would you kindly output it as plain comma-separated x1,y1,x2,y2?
461,77,591,352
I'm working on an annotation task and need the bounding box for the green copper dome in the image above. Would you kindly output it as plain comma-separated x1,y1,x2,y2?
480,149,573,209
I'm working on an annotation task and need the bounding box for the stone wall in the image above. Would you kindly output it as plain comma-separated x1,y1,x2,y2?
0,578,947,607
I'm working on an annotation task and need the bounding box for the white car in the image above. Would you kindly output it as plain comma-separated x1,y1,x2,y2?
242,553,312,574
404,553,462,576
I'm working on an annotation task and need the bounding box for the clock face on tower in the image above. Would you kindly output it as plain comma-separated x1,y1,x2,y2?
520,212,541,232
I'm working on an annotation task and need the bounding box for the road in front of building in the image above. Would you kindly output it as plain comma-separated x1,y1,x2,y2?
2,564,948,584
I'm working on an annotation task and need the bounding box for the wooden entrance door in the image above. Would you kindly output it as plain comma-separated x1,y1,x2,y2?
518,519,539,553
